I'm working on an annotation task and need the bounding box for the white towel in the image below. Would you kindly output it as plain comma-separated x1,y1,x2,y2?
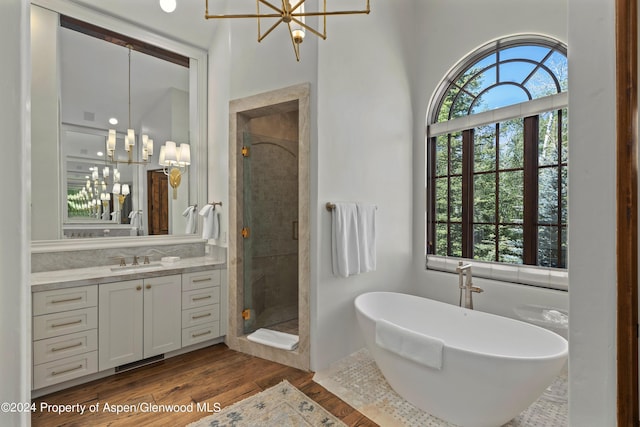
375,318,444,370
182,205,197,234
331,202,360,277
246,328,299,351
128,210,142,230
199,204,220,240
356,203,377,273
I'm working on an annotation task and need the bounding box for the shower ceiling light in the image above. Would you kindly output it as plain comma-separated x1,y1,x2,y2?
204,0,370,61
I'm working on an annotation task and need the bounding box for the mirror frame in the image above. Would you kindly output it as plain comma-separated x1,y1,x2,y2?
30,0,208,251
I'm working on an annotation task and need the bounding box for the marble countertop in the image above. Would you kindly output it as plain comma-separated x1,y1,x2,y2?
32,256,226,292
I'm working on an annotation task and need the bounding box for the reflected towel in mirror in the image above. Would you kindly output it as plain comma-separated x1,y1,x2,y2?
183,205,197,234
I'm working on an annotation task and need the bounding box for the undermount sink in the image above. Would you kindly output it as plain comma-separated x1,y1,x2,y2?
110,262,163,272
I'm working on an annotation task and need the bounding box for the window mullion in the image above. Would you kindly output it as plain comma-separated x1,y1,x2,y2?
462,129,474,258
427,137,436,254
495,123,500,262
556,109,565,267
523,115,539,265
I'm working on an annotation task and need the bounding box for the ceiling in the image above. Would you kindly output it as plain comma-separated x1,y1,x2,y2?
67,0,217,50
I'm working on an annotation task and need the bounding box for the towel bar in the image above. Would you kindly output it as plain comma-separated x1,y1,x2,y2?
326,202,378,212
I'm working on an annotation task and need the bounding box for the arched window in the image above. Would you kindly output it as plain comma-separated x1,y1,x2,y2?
427,36,568,274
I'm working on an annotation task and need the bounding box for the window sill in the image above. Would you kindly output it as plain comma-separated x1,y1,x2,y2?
426,255,568,291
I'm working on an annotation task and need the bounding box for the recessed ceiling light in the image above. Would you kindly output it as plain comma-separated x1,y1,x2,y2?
97,151,104,157
109,118,118,125
160,0,176,13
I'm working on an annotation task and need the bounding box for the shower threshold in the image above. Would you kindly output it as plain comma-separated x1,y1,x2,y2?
247,328,299,351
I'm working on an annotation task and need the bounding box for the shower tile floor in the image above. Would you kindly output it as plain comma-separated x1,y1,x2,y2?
313,348,567,427
251,304,298,335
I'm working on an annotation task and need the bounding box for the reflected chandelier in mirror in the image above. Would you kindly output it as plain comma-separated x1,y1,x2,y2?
31,3,207,244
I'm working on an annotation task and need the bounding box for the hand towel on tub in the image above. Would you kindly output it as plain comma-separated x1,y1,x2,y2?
182,205,197,234
375,318,444,370
331,202,361,277
199,204,220,240
356,203,377,273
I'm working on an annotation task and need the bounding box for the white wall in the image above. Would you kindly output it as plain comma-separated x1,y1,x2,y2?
313,0,416,370
567,0,617,424
207,19,231,246
0,0,31,426
207,0,417,371
31,5,61,240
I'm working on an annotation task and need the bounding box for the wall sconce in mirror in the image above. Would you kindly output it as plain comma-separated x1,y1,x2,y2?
159,141,190,199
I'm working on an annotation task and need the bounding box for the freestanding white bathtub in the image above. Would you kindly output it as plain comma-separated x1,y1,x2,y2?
354,292,568,427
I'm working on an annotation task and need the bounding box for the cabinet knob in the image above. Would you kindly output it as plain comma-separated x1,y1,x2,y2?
136,285,142,291
146,284,151,289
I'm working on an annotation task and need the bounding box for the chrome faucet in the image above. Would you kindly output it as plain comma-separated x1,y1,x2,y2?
456,261,484,309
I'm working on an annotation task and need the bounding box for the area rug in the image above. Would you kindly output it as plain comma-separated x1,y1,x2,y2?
313,348,568,427
187,380,346,427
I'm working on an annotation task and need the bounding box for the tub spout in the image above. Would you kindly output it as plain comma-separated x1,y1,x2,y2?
456,261,483,309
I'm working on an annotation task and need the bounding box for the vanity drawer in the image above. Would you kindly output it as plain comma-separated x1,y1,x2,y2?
33,351,98,390
33,285,97,316
182,304,220,329
33,307,97,341
182,270,220,291
181,322,220,347
182,287,220,310
33,329,98,365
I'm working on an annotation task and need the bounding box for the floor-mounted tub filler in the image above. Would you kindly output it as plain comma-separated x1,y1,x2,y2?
354,292,568,427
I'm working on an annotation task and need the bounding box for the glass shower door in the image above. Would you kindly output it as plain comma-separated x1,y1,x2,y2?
241,131,299,335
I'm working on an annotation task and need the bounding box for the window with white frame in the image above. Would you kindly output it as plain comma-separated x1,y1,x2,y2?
426,36,568,277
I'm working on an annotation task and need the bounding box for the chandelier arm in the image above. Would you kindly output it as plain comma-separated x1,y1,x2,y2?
297,9,370,17
258,18,284,42
258,0,285,15
205,12,281,19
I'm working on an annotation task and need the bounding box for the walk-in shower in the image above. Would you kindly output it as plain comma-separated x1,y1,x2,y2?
242,131,299,336
227,83,310,371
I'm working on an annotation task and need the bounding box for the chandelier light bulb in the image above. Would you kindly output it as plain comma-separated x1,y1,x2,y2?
160,0,176,13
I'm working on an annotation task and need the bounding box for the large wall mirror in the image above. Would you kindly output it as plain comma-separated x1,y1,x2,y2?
31,1,207,249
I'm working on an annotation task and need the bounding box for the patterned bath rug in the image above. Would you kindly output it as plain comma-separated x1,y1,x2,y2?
187,380,346,427
313,348,568,427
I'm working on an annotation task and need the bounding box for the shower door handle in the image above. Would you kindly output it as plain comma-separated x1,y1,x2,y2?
241,227,250,239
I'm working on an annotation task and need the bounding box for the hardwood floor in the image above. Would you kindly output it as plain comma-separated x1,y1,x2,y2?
31,344,378,426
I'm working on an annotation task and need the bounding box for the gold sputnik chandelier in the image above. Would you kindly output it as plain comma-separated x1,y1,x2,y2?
204,0,370,61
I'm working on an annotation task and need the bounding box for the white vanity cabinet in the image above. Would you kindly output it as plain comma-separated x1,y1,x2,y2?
31,264,226,394
32,286,98,389
181,270,221,347
98,274,182,371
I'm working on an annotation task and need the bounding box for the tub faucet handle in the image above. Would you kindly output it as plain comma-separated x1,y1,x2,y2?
470,286,484,293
